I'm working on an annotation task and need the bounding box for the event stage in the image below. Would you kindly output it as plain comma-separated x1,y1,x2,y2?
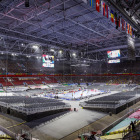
44,89,105,100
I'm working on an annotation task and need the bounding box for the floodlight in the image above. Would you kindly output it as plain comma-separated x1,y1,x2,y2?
73,53,76,56
59,50,62,53
33,45,38,49
50,49,54,52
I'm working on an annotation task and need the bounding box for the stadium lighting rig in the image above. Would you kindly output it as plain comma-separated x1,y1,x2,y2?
59,50,62,53
33,45,38,49
50,49,54,52
36,56,41,59
12,53,16,56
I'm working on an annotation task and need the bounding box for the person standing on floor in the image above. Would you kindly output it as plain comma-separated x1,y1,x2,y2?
130,121,135,132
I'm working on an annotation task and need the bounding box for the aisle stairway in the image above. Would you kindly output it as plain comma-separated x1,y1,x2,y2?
36,100,107,139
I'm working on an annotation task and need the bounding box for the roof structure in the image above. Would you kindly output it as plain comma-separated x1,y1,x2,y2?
0,0,140,61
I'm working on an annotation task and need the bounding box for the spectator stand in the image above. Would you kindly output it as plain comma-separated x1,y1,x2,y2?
0,96,71,121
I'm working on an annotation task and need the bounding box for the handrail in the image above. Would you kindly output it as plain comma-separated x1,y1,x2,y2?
122,115,140,138
10,104,71,115
81,96,139,109
101,133,140,140
101,110,134,135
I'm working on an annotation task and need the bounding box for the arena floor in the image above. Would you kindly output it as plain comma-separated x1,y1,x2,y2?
0,84,138,140
25,89,118,139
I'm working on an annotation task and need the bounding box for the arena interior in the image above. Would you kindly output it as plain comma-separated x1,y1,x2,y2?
0,0,140,140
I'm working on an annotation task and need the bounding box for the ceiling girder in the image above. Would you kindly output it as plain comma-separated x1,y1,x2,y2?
88,43,140,54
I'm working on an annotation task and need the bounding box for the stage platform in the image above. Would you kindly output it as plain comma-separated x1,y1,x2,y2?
80,92,140,114
45,89,105,100
0,96,71,121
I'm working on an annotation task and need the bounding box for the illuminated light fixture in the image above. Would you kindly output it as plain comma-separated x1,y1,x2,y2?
1,52,3,54
84,60,86,62
50,49,54,52
21,43,24,46
36,56,39,58
33,45,38,49
39,57,41,59
12,53,14,56
73,53,76,56
59,50,62,53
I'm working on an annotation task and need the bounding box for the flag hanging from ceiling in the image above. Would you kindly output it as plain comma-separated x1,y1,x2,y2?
96,0,100,12
114,12,117,25
132,28,135,37
101,1,103,14
130,26,132,36
122,19,124,31
106,5,109,18
90,0,94,7
102,1,105,16
125,22,127,32
111,10,114,22
118,16,121,27
127,24,130,34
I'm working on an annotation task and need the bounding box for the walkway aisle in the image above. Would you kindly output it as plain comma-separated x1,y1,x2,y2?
36,91,120,139
37,100,107,139
60,102,140,140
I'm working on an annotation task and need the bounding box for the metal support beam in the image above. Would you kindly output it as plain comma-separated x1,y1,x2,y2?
8,0,71,30
0,27,67,50
21,44,30,54
105,0,140,31
87,43,140,54
0,1,97,47
8,41,18,52
131,1,140,17
0,0,24,20
66,17,105,37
